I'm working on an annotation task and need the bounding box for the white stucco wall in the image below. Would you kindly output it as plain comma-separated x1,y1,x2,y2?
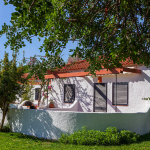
7,108,150,140
100,65,150,113
48,76,94,112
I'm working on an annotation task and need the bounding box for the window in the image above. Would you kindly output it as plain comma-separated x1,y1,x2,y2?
64,84,75,103
112,82,128,105
35,88,41,100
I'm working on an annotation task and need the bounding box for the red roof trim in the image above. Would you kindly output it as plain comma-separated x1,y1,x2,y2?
45,68,124,79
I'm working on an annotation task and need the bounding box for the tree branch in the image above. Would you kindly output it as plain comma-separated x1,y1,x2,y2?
29,0,37,12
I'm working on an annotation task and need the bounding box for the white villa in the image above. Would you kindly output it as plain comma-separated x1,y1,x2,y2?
16,58,150,113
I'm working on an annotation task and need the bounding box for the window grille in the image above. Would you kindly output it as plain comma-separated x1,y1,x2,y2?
64,84,75,103
35,88,41,100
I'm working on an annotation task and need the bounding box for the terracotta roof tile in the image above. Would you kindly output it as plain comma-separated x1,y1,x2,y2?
24,58,134,77
53,58,134,73
21,73,40,82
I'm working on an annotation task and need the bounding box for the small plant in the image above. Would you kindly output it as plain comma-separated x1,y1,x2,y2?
59,127,140,146
41,85,53,105
49,100,54,104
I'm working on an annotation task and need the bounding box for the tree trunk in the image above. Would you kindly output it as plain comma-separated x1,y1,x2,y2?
0,104,9,130
38,88,42,106
38,82,46,106
38,85,44,106
1,110,6,130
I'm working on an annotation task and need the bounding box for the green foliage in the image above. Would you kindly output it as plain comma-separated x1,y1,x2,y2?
1,123,10,132
59,127,140,146
25,55,56,106
0,131,150,149
22,65,29,73
119,130,139,144
21,79,35,102
1,0,150,75
0,52,28,130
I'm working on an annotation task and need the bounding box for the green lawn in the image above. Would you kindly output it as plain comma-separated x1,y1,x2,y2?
1,131,150,150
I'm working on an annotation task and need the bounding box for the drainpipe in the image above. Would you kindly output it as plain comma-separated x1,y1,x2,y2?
47,78,50,108
115,74,117,112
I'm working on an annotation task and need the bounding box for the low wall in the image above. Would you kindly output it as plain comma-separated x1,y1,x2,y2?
7,109,150,140
0,104,19,127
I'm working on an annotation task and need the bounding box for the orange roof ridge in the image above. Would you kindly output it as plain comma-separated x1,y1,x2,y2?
54,57,134,72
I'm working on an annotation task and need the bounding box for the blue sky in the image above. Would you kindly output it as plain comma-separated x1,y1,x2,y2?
0,1,77,65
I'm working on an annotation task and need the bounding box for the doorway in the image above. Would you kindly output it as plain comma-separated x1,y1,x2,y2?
94,83,107,112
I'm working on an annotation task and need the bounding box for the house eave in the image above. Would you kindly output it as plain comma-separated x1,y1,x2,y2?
45,67,141,79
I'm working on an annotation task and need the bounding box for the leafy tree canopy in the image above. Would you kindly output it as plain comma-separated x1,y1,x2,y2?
1,0,150,74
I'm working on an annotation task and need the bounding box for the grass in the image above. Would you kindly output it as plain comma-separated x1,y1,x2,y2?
1,131,150,150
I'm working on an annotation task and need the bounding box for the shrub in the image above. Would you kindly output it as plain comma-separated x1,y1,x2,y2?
119,130,140,144
59,127,140,146
0,123,10,132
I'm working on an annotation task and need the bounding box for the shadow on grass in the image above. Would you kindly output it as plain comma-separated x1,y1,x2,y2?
2,131,150,147
138,133,150,143
16,132,59,143
0,131,58,143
